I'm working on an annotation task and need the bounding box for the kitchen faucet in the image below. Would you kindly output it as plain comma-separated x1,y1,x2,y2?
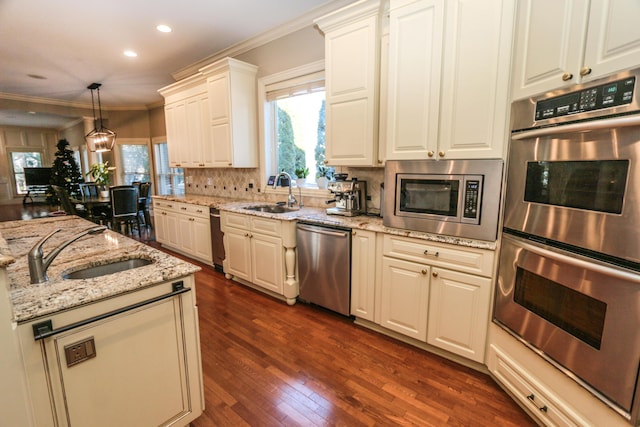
28,225,107,284
273,171,303,208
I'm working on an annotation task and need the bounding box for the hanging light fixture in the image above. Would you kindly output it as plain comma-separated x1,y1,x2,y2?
85,82,116,152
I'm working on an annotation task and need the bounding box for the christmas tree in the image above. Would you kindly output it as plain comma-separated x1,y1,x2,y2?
47,139,84,205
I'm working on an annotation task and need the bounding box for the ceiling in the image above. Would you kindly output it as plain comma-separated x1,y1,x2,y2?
0,0,352,128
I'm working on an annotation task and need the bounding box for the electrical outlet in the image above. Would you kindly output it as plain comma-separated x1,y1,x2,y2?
249,179,255,189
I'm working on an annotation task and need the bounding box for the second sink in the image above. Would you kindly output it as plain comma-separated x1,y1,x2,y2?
63,258,153,280
244,205,295,214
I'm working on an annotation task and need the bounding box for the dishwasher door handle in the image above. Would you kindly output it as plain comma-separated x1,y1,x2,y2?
297,224,349,238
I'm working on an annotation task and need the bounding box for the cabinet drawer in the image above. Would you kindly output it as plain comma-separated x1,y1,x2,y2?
222,212,251,230
153,199,177,211
382,234,494,277
174,202,208,218
488,345,588,427
251,217,282,236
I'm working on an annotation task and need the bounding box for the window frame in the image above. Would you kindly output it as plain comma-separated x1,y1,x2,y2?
258,60,330,197
9,150,44,196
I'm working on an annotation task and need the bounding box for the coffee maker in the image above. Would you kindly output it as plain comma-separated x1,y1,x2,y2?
326,178,367,216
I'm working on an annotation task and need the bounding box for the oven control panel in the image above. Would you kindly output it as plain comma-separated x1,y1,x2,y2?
535,76,635,120
461,176,483,224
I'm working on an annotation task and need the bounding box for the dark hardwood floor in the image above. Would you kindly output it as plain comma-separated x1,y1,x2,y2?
3,205,536,426
151,245,535,426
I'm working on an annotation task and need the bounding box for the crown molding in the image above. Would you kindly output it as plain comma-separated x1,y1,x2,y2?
0,92,150,111
170,0,357,81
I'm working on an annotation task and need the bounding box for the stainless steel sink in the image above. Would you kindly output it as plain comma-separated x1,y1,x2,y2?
243,205,295,214
63,258,153,280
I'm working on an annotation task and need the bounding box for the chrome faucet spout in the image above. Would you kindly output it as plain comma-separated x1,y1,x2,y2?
273,171,300,208
28,225,107,284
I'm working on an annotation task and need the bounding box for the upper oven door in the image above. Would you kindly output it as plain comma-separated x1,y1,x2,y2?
503,115,640,263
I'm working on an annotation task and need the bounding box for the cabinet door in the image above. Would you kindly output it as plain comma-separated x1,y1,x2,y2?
165,211,181,249
427,267,491,363
47,293,198,426
185,96,204,168
325,14,379,166
250,233,283,295
164,102,189,167
510,0,589,100
154,209,168,244
438,0,514,159
380,256,430,341
207,73,230,123
583,0,640,82
178,215,195,255
192,217,213,264
224,228,252,281
386,0,444,160
351,230,377,320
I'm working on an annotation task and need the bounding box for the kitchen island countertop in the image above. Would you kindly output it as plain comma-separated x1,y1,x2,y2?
153,194,498,251
0,216,200,323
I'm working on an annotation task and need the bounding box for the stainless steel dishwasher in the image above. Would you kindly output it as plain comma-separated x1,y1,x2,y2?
296,222,351,316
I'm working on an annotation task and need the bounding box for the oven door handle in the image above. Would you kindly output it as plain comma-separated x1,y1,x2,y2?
512,114,640,140
503,234,640,284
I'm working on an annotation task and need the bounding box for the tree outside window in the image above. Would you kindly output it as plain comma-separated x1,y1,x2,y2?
275,91,325,185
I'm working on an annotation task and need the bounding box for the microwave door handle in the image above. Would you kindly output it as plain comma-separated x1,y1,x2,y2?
513,114,640,140
504,234,640,284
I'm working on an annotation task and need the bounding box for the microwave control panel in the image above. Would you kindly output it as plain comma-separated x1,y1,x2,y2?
462,176,483,224
535,76,635,120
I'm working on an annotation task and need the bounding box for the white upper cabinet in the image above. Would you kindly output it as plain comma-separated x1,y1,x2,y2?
315,0,383,167
201,58,259,168
159,75,212,168
386,0,444,160
386,0,515,160
511,0,640,100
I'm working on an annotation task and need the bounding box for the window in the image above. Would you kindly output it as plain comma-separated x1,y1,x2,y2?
118,143,151,184
10,151,43,194
153,139,184,195
262,62,326,188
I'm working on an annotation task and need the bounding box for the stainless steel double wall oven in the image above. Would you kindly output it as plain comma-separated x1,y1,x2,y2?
494,68,640,424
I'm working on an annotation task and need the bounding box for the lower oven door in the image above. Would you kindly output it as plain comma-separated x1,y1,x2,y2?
494,233,640,417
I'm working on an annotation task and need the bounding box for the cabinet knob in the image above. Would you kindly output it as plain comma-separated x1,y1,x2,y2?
324,160,329,164
438,151,445,158
432,271,438,278
352,231,357,236
228,163,232,166
421,269,428,275
562,72,574,81
427,151,435,157
377,160,383,164
580,66,592,77
189,217,195,221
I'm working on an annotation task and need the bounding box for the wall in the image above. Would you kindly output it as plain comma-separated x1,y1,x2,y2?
148,105,166,138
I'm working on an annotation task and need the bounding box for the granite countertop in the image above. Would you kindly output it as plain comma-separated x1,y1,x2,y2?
153,194,498,251
0,216,200,323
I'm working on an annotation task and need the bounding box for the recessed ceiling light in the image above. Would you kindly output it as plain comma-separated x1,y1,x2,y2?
124,50,138,58
156,24,172,33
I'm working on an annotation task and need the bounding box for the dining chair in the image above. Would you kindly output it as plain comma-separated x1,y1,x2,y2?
137,182,152,229
79,182,100,199
109,185,140,234
52,185,89,218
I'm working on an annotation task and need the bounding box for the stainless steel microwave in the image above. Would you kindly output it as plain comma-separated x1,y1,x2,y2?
383,159,504,241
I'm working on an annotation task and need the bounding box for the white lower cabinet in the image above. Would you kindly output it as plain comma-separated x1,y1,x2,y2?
488,344,590,427
17,277,203,427
153,199,212,264
378,234,494,362
221,212,297,304
380,256,430,341
350,229,379,321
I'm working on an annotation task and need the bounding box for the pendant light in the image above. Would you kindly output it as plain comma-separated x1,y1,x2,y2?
85,82,116,152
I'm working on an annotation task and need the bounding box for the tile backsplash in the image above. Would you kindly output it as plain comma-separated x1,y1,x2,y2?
184,167,385,211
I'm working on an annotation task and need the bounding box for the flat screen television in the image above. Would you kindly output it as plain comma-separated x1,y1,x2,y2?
24,167,52,186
